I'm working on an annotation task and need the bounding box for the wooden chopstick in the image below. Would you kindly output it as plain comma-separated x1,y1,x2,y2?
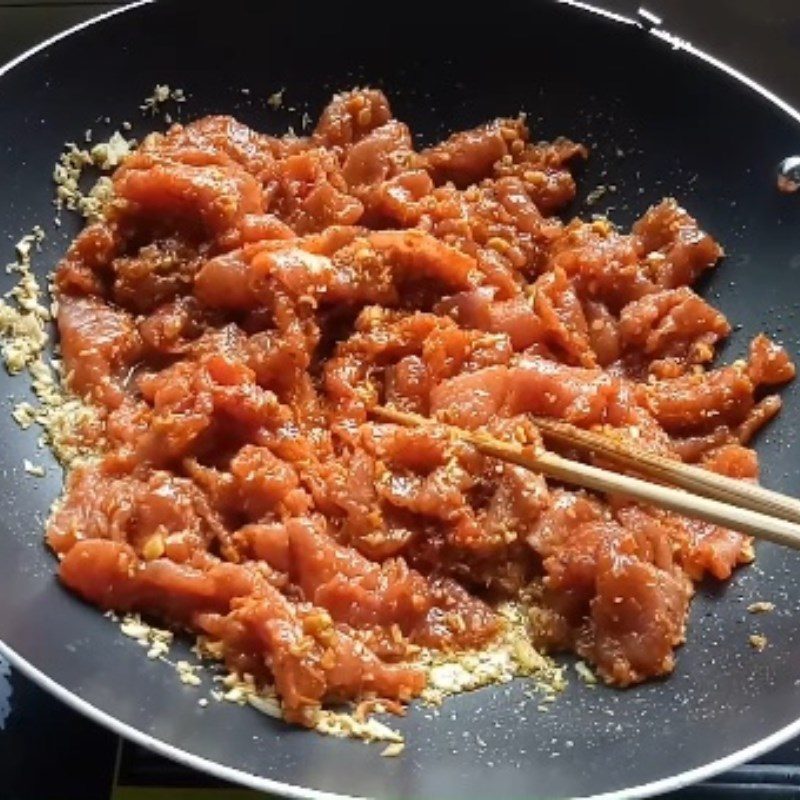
532,416,800,524
371,405,800,552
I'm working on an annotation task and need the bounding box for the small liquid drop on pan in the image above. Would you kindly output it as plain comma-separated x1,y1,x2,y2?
777,156,800,193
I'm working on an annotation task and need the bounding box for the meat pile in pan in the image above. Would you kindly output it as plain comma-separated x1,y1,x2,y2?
48,89,795,724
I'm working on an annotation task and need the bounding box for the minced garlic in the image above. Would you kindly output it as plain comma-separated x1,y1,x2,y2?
140,85,185,115
574,660,598,686
0,231,51,390
313,710,403,744
419,603,565,706
267,88,285,110
53,132,132,220
0,224,101,467
176,660,202,686
23,459,45,477
747,601,775,614
247,693,282,719
90,131,132,170
120,613,174,661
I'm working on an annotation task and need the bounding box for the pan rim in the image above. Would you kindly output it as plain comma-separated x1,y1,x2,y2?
0,0,153,81
1,2,800,798
558,0,800,125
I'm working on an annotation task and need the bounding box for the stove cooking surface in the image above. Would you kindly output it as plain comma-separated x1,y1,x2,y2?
2,2,800,799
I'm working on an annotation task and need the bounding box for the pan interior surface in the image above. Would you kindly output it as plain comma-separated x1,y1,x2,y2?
1,2,800,798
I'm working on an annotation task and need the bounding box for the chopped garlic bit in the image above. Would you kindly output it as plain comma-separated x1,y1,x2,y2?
248,693,283,719
23,459,45,477
120,613,174,661
2,237,99,465
380,742,405,757
146,638,170,660
1,227,50,375
574,660,598,685
749,633,768,652
223,686,247,703
140,85,186,115
217,671,259,705
0,305,47,373
747,601,775,614
52,131,132,220
208,667,405,741
267,88,285,110
53,143,92,211
176,660,202,686
313,709,403,744
14,226,45,261
90,131,132,170
140,84,170,112
120,615,151,641
419,602,565,706
586,185,608,206
191,635,224,661
210,672,285,719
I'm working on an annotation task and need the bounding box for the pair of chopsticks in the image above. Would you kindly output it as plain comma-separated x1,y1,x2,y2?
371,405,800,551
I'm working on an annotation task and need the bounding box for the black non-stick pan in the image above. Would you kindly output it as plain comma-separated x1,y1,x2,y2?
2,2,800,798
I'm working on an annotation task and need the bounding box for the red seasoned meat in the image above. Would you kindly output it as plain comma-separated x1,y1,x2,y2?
47,88,794,726
58,295,142,407
420,118,526,187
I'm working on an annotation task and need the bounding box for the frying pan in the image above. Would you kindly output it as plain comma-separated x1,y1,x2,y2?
1,2,800,798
